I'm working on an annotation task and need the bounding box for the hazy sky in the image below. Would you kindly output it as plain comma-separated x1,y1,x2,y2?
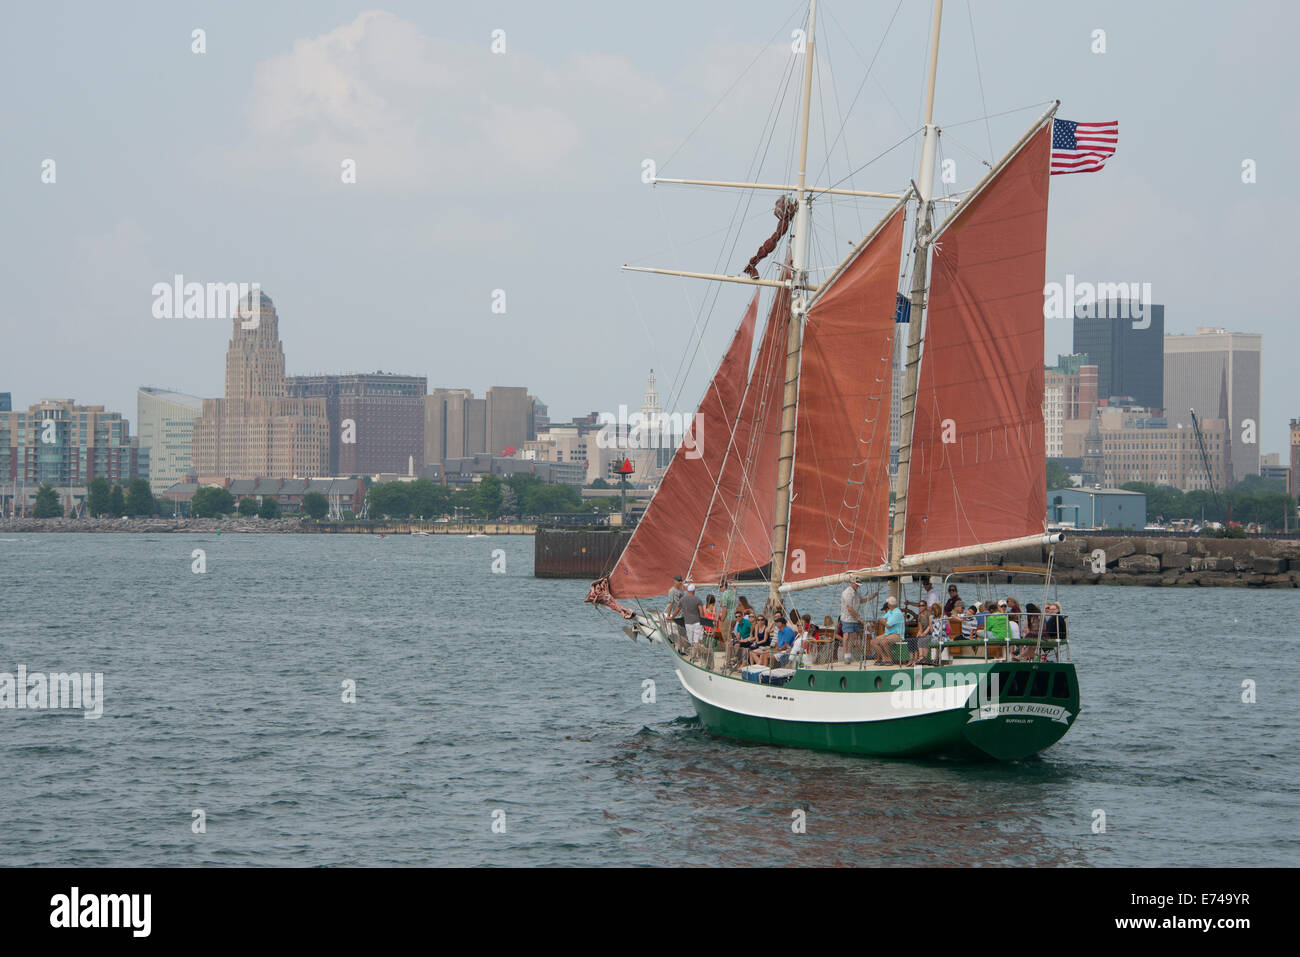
3,1,1297,454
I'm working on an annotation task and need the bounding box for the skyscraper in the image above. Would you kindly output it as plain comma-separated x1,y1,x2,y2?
485,386,533,454
1071,301,1164,408
191,292,329,480
425,388,487,467
137,387,204,493
286,372,426,475
1163,328,1262,485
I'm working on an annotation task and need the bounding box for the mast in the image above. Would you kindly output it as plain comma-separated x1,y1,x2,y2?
889,0,945,585
767,0,818,609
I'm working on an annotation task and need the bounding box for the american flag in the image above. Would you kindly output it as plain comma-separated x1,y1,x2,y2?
1050,119,1118,174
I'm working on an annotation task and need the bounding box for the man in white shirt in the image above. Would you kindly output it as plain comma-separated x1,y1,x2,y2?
839,578,879,661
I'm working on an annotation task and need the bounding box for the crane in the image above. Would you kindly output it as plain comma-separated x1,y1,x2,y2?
1189,408,1228,526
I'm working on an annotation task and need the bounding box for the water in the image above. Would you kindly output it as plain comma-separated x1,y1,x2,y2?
0,533,1296,866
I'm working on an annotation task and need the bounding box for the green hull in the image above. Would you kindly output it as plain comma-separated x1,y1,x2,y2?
668,643,1079,761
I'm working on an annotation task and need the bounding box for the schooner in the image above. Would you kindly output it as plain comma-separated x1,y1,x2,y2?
588,0,1079,760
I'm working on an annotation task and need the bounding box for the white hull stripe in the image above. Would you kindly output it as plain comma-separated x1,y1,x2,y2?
674,663,977,724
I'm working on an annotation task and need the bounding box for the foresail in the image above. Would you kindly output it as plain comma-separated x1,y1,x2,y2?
607,294,759,598
692,280,790,583
904,122,1052,556
783,204,906,583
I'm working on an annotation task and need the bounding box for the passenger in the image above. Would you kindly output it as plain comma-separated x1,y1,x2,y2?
962,604,979,640
1016,603,1043,661
771,615,799,667
790,620,815,665
728,609,755,668
752,615,791,668
906,576,938,614
1005,598,1024,646
985,602,1009,639
702,595,718,638
910,602,934,665
718,576,738,642
1025,602,1043,639
665,574,686,635
839,578,878,662
923,577,940,610
874,596,906,664
1041,601,1067,647
747,615,777,667
943,583,964,617
680,584,704,646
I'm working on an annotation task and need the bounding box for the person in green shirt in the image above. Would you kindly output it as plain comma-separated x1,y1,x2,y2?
717,576,738,642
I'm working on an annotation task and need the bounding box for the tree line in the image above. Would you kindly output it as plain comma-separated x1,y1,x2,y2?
28,479,332,520
1118,475,1295,530
365,474,617,521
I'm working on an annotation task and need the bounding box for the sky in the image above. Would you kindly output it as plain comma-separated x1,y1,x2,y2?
3,1,1297,454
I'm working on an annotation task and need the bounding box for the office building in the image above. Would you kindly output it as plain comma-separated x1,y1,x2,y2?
1081,406,1228,492
486,386,534,454
1072,301,1164,408
1163,328,1262,485
191,292,330,481
425,388,487,467
137,387,204,494
287,372,426,475
1044,354,1099,459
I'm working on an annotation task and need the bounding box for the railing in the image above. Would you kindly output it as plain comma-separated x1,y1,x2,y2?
656,611,1071,673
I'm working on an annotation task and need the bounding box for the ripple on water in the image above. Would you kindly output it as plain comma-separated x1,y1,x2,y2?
0,534,1296,865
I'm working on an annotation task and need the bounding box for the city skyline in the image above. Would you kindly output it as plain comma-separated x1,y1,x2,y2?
4,1,1297,453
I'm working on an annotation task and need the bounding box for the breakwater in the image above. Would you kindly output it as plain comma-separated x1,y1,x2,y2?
532,526,1300,587
952,534,1300,588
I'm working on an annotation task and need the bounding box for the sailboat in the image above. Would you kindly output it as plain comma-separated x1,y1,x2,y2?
587,0,1079,760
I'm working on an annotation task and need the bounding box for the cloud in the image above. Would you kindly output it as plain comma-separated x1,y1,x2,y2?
231,10,672,193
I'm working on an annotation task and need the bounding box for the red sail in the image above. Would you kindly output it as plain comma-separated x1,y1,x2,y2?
608,294,759,598
784,205,905,582
692,282,790,582
904,124,1051,556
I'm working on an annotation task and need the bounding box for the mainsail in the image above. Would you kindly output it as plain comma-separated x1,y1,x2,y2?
903,122,1052,556
783,204,906,583
693,281,790,582
606,294,759,598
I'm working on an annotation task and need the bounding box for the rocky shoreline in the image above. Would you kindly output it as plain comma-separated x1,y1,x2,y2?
959,535,1300,588
0,517,309,534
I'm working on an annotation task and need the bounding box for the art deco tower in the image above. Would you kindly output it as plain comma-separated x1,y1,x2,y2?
192,292,329,480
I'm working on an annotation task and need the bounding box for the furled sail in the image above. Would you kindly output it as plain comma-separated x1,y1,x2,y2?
903,123,1051,556
783,204,906,583
607,294,759,598
692,280,790,582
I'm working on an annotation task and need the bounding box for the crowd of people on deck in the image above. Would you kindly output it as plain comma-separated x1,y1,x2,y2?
663,573,1067,669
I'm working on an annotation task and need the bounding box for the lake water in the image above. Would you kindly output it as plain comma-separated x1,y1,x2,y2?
0,533,1296,866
